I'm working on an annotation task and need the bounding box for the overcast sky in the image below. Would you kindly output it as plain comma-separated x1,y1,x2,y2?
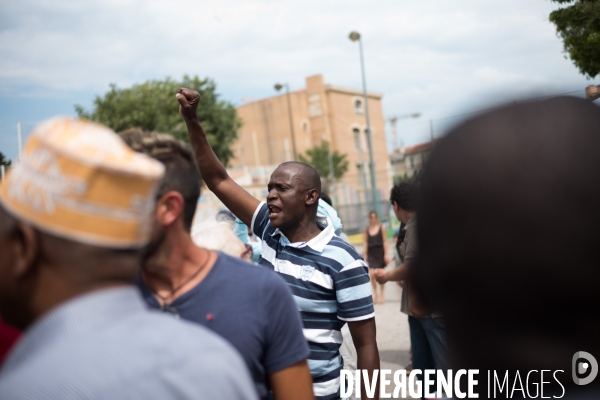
0,0,594,162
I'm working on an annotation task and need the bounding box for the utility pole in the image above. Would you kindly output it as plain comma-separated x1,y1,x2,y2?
322,135,336,204
429,119,434,148
17,122,22,158
389,116,398,152
274,83,298,161
349,31,379,216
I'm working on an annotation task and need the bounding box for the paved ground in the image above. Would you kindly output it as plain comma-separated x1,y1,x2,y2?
343,241,415,398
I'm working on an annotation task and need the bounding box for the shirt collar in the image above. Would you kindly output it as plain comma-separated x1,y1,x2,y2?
1,286,144,374
271,214,334,253
405,213,417,229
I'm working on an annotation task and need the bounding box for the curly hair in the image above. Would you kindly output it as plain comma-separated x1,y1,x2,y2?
119,128,201,231
390,182,417,212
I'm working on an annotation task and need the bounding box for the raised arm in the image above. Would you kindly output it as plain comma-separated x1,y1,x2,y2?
176,88,260,226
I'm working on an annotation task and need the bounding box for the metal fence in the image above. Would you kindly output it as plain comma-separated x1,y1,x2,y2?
335,201,392,235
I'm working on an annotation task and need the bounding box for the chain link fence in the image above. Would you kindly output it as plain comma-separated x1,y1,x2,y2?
335,201,392,235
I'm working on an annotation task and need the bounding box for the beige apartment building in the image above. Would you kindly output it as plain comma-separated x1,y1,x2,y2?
230,74,392,210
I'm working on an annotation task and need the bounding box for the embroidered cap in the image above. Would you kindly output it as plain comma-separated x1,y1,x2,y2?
0,117,165,248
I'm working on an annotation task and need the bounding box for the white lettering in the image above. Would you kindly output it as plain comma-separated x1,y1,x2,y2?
468,370,479,398
493,371,509,397
553,370,565,399
355,369,361,397
380,369,391,398
393,370,406,398
409,369,422,399
526,370,539,398
455,370,466,399
363,369,379,399
340,371,353,397
424,370,436,398
438,369,453,398
511,371,525,398
540,370,551,398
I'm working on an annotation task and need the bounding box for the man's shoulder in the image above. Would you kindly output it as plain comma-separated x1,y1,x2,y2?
215,252,288,290
0,312,248,399
319,236,365,270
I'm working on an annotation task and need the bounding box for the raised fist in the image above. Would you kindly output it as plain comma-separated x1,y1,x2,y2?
175,88,200,122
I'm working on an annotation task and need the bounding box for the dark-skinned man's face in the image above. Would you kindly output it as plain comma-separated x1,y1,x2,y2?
266,166,313,230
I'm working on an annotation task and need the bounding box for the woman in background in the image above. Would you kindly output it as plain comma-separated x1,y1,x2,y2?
363,211,389,304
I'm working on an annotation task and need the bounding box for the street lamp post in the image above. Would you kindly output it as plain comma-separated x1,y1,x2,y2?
389,113,421,152
349,31,379,216
274,83,298,161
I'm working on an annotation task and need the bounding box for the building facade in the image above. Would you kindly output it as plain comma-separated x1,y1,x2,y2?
390,140,437,180
231,74,391,209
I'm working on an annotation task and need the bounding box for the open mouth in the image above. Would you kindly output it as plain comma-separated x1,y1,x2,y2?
268,205,282,218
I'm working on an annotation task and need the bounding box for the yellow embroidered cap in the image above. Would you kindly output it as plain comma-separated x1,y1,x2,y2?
0,117,165,248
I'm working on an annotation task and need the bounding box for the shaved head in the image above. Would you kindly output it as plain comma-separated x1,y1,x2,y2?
277,161,321,194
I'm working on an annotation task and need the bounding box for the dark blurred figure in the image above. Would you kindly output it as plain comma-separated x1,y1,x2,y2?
415,97,600,399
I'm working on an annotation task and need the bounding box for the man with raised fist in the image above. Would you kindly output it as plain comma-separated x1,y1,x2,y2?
176,88,380,400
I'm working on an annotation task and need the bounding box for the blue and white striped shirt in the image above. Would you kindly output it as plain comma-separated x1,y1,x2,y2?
0,287,257,400
252,202,374,400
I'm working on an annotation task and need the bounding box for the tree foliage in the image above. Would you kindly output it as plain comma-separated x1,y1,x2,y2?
549,0,600,78
75,75,241,166
298,141,349,191
393,171,421,186
0,151,11,168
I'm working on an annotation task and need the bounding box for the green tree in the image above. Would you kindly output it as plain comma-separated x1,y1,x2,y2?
298,141,349,192
0,151,11,168
75,75,241,166
393,171,421,186
549,0,600,78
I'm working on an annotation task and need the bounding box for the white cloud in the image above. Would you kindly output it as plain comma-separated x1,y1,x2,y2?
0,0,593,158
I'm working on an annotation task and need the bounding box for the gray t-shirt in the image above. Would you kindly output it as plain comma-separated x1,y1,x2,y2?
0,287,258,400
400,214,417,315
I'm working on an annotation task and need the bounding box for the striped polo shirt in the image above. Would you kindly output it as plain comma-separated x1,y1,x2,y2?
252,202,374,400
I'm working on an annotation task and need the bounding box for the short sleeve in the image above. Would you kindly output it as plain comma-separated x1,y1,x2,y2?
251,202,271,241
404,224,419,260
333,250,375,321
263,276,310,374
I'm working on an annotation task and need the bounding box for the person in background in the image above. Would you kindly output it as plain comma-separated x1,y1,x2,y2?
176,88,380,400
363,211,389,304
0,118,256,400
414,97,600,399
376,182,449,398
192,220,252,261
119,129,313,400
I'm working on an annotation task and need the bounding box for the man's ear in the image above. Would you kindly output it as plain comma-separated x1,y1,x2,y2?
156,191,185,227
305,189,319,206
14,222,40,280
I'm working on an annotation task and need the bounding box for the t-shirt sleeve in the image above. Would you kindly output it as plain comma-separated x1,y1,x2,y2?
251,201,271,241
334,250,375,322
263,275,310,374
404,224,418,260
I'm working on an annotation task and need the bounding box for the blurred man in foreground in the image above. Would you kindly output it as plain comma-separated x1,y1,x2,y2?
176,88,380,400
120,129,313,400
415,97,600,399
0,118,256,400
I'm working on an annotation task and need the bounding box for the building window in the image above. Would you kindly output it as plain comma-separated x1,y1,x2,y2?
352,127,362,151
354,98,364,115
302,120,309,135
